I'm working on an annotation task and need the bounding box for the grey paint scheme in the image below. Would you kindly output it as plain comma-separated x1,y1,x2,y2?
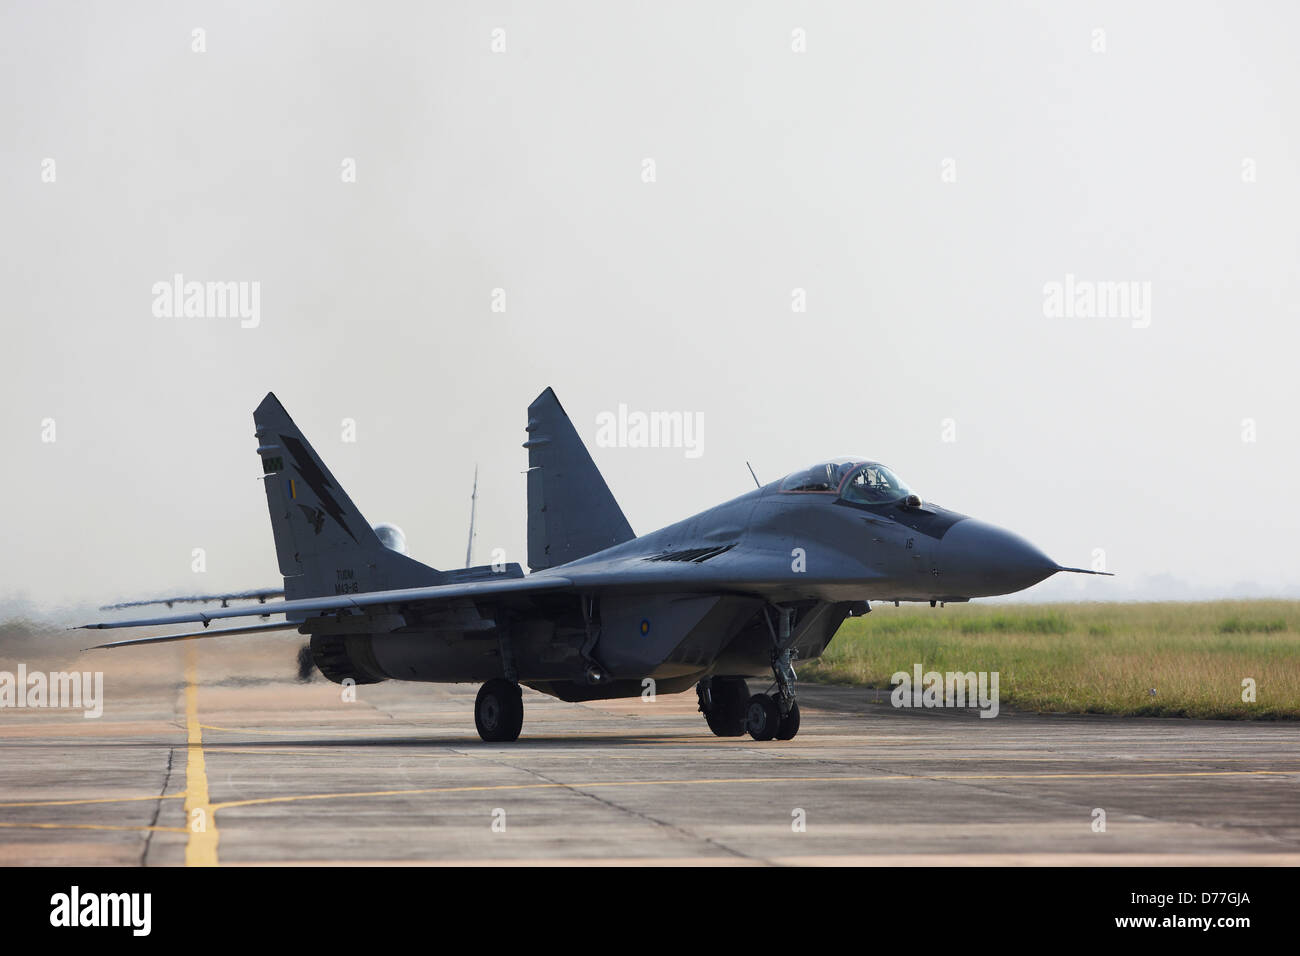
526,388,635,571
81,389,1100,701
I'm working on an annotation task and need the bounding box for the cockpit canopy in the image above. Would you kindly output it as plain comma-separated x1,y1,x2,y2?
780,459,914,505
779,459,861,493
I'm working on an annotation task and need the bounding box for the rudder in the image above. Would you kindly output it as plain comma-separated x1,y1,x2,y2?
254,392,439,601
525,388,635,570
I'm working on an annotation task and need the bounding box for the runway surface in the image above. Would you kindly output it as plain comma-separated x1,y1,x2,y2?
1,639,1298,865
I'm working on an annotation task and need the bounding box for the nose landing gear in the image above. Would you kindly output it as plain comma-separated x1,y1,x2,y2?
745,605,802,741
745,692,800,740
700,605,806,741
744,693,781,740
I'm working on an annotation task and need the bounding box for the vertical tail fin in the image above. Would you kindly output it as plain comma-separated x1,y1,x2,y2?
525,388,635,570
253,393,439,600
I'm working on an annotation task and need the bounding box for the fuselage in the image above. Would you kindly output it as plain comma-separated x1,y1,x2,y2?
550,464,1060,604
337,459,1064,699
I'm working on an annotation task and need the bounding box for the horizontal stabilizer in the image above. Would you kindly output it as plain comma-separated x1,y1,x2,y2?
76,573,575,632
87,620,300,650
99,587,284,610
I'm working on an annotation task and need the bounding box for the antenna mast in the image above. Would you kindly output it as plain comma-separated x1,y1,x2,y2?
465,465,478,568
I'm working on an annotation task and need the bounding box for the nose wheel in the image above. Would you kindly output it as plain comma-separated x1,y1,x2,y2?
745,694,800,740
775,699,800,739
745,694,780,740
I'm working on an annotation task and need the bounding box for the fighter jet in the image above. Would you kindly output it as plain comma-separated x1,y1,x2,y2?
79,389,1107,742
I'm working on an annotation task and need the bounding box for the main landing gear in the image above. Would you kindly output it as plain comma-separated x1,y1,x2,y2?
475,678,524,742
697,676,749,737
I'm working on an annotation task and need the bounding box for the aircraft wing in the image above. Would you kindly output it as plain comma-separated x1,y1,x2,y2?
78,574,575,647
79,545,889,651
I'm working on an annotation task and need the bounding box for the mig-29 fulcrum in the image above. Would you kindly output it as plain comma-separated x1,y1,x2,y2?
80,389,1107,742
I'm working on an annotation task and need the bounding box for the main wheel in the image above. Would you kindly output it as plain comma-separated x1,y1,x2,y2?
745,693,781,741
703,677,748,737
475,679,524,742
775,700,801,740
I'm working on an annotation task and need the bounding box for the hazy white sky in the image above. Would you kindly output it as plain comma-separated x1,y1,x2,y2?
2,1,1297,614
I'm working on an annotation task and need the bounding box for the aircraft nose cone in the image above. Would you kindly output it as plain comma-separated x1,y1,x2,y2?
939,519,1058,597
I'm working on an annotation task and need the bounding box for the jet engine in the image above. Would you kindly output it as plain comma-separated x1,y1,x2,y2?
308,633,387,685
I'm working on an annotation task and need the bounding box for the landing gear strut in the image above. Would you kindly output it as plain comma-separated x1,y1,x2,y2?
744,605,802,741
475,678,524,742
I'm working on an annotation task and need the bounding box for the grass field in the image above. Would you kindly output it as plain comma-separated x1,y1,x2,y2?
802,600,1300,719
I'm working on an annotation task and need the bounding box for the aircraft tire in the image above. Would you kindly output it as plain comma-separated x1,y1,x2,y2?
745,693,781,741
475,679,524,742
704,677,748,737
775,700,801,740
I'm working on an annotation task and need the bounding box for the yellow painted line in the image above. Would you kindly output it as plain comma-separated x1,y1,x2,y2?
208,768,1300,813
184,650,219,866
0,794,185,810
0,821,188,834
